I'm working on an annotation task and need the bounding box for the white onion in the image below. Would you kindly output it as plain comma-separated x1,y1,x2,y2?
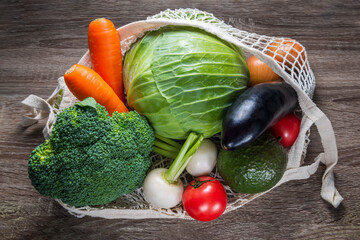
142,168,184,209
186,139,217,177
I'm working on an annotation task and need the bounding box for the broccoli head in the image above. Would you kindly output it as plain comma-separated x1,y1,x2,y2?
28,98,155,207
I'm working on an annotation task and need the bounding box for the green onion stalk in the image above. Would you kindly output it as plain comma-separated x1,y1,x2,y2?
143,132,204,208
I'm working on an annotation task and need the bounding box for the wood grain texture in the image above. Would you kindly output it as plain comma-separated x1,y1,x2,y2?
1,0,360,239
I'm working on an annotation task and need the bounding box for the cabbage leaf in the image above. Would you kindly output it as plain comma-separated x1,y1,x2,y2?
124,27,249,139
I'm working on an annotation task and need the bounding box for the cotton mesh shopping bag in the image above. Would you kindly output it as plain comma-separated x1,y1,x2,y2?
21,9,343,219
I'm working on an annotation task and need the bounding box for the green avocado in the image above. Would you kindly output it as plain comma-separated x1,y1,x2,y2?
217,134,287,194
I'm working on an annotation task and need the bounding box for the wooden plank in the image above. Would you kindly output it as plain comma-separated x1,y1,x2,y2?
1,0,359,239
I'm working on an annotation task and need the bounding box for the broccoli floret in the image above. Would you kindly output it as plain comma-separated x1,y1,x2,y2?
28,140,60,198
28,98,155,207
50,99,112,150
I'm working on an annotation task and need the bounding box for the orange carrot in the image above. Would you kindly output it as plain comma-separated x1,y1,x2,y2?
88,18,125,103
64,64,128,115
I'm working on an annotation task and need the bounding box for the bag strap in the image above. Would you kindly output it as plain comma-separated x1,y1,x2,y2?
285,79,343,207
21,78,65,139
21,94,52,127
299,90,343,207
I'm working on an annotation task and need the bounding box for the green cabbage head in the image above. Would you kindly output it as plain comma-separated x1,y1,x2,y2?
123,27,249,139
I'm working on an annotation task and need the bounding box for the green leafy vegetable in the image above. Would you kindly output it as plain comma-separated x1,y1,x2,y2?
124,26,249,139
28,98,155,207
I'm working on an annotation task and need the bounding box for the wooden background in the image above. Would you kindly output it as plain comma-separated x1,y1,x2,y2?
1,0,359,239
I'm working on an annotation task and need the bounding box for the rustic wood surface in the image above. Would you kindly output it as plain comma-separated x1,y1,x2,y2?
1,0,359,239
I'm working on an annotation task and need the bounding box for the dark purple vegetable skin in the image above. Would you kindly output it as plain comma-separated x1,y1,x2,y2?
221,82,298,151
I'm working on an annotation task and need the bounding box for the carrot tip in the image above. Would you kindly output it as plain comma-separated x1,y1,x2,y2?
93,18,107,22
65,65,76,75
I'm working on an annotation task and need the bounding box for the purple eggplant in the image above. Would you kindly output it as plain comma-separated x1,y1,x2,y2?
221,82,298,150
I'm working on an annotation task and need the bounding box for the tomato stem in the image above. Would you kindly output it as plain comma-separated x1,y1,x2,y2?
190,178,217,189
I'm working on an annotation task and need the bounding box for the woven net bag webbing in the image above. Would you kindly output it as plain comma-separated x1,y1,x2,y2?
21,9,343,219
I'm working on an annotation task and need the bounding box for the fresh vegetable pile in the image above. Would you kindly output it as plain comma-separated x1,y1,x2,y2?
28,18,304,222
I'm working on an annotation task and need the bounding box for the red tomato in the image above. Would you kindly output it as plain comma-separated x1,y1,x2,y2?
182,176,227,222
269,113,301,147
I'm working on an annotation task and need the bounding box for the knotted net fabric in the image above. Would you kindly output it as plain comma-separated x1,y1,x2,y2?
21,9,343,219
